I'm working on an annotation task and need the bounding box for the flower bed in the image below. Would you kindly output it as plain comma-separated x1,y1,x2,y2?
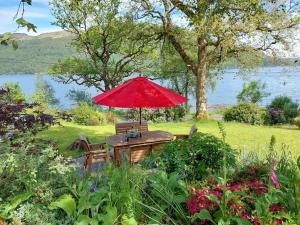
187,166,287,225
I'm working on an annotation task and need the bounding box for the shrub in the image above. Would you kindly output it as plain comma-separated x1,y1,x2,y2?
105,111,118,123
266,96,299,124
127,105,186,123
294,117,300,128
224,103,265,125
142,133,236,181
237,80,270,104
71,102,106,126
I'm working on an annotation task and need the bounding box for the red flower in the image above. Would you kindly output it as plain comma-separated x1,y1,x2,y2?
234,204,243,211
274,218,283,224
240,211,250,220
253,217,260,225
208,177,216,184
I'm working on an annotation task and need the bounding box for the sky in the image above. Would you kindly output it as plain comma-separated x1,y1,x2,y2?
0,0,299,57
0,0,61,35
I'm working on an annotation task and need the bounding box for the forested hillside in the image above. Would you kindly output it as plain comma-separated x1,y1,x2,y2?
0,31,77,74
0,31,298,75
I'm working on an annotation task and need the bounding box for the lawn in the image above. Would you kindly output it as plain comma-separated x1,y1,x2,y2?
39,119,300,159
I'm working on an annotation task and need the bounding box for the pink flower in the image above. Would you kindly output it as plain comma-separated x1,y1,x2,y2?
253,217,260,225
240,211,250,220
271,169,280,188
275,218,283,224
234,204,243,211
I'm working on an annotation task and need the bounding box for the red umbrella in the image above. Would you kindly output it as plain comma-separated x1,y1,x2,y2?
93,76,188,123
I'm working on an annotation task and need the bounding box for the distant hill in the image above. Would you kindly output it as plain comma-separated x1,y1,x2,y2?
0,31,77,74
0,31,299,74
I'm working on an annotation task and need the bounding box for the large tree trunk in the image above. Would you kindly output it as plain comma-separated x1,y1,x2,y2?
195,38,208,118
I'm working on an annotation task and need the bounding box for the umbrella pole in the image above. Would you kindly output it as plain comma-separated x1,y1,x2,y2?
139,107,142,125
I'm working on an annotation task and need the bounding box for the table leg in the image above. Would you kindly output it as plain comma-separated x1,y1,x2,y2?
114,147,120,166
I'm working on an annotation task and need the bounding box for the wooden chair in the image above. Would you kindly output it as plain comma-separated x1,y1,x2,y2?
79,135,111,171
174,124,198,139
115,121,148,135
124,143,152,164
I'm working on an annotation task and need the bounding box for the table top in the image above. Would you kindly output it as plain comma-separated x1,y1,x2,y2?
106,130,174,147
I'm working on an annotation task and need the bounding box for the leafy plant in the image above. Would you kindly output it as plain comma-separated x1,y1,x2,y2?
0,192,32,220
142,133,236,181
224,103,266,125
237,80,270,104
127,105,186,123
266,96,299,124
71,102,106,126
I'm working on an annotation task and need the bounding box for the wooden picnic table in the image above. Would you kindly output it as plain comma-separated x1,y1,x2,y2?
106,130,174,166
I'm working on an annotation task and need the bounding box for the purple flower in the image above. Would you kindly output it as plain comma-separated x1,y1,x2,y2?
271,169,280,188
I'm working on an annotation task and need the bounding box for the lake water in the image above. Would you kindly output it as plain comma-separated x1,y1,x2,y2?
0,66,300,110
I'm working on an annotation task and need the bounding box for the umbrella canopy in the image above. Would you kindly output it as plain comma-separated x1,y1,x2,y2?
93,76,188,124
93,76,188,108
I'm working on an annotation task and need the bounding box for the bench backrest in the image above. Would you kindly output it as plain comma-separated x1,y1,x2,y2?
115,121,148,134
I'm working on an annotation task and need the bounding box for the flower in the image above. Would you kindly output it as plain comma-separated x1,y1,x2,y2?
253,217,260,225
271,169,280,188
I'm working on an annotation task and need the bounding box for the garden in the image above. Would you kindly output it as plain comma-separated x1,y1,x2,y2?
0,80,300,225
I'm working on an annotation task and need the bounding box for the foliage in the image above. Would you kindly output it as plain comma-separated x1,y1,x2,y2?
135,0,300,117
266,96,299,124
31,76,60,109
71,102,106,126
48,165,145,224
127,106,186,123
186,136,300,224
50,0,158,92
142,133,236,181
105,111,119,124
224,103,266,125
237,81,270,104
66,89,95,107
4,81,25,103
0,32,76,74
294,117,300,128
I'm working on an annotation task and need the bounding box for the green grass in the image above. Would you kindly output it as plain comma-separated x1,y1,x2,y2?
38,120,300,159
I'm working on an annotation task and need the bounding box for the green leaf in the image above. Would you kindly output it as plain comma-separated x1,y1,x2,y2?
121,215,138,225
297,156,300,169
26,23,37,32
98,206,118,225
12,40,18,50
48,195,76,218
16,18,27,27
1,192,32,219
75,215,91,225
230,217,253,225
21,0,32,5
194,209,213,222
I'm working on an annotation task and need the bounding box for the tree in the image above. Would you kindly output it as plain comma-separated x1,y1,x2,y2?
31,76,59,109
50,0,159,92
237,80,270,104
153,41,195,110
0,0,37,49
134,0,300,118
4,82,26,103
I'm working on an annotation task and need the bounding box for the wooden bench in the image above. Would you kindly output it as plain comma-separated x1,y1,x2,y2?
115,121,148,134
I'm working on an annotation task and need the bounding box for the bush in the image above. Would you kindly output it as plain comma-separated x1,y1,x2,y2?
237,80,270,104
224,103,265,125
105,111,118,123
71,102,106,126
142,133,236,181
294,117,300,128
127,105,186,123
266,96,299,124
